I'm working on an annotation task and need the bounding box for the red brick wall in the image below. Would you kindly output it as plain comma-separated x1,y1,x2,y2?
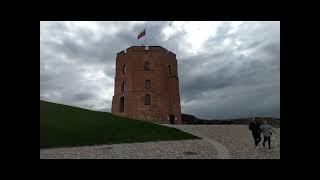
111,46,182,124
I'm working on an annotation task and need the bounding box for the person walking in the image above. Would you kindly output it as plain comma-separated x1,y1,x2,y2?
260,120,277,150
249,118,262,149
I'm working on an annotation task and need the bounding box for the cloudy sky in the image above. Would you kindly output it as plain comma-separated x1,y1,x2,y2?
40,21,280,119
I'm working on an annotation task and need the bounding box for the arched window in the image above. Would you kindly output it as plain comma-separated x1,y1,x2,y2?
120,97,124,112
145,94,150,105
168,65,172,75
121,82,125,92
144,61,150,71
122,65,126,74
145,80,150,89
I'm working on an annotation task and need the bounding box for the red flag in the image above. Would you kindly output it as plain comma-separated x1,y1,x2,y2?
138,29,146,39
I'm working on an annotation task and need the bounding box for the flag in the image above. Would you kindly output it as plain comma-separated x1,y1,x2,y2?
138,29,146,39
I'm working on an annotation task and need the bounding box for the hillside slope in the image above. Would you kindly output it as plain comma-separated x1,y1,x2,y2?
40,100,199,148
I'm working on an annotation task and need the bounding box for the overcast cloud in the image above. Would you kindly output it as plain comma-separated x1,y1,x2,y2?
40,21,280,119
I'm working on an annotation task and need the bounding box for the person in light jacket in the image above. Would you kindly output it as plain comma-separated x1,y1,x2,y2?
260,120,277,150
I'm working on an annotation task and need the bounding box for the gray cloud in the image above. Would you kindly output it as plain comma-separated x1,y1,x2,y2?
40,21,280,119
177,22,280,119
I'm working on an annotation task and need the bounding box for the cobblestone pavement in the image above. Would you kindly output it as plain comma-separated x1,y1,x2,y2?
40,139,218,159
40,125,279,159
163,124,280,159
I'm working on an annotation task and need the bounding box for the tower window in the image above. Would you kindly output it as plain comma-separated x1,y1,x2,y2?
144,61,150,71
120,97,124,112
168,65,172,75
145,80,150,89
145,94,150,105
121,82,125,92
122,65,126,74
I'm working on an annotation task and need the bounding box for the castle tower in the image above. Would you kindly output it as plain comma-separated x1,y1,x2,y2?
111,46,182,124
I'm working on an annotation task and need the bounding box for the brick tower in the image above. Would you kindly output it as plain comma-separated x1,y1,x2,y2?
111,46,182,124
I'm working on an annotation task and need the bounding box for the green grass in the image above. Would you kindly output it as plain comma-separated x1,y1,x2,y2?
40,100,199,149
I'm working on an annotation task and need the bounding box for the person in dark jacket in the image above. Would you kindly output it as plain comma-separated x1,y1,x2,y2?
249,118,262,148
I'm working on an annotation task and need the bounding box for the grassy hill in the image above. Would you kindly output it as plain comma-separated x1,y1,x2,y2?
40,100,199,148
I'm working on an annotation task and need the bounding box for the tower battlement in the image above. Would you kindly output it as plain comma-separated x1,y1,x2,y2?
117,46,176,58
